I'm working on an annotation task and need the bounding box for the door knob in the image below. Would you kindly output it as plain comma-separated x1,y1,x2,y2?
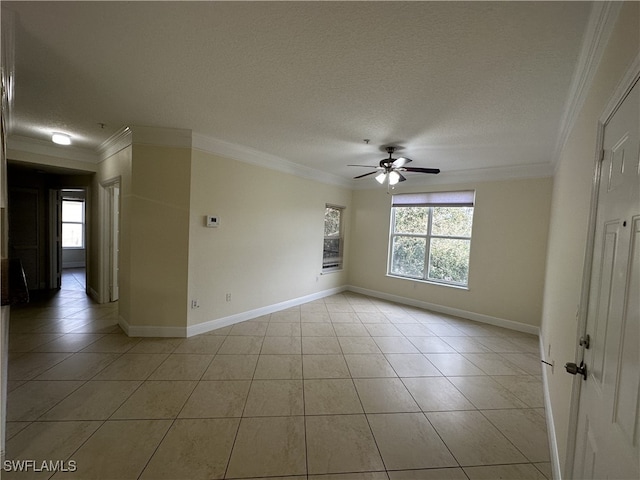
565,361,587,380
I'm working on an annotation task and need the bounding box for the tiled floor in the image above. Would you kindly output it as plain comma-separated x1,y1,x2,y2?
5,271,552,479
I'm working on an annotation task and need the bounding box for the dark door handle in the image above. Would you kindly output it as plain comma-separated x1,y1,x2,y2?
565,361,587,380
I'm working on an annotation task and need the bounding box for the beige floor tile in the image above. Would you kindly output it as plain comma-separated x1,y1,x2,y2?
373,337,419,354
506,335,540,353
306,414,384,474
173,335,225,354
424,353,486,376
333,323,370,336
402,377,475,412
345,354,397,378
409,337,457,354
302,336,342,354
385,353,441,377
7,380,83,421
243,379,304,416
127,337,183,354
447,376,527,410
40,380,141,420
261,336,302,354
482,409,550,462
303,354,351,379
229,321,269,336
32,333,104,353
309,474,387,480
267,322,302,336
427,410,527,466
4,421,102,480
140,418,239,480
474,336,522,353
51,419,171,479
80,333,140,353
9,352,74,380
368,412,457,470
357,312,389,324
5,421,31,441
148,353,214,380
34,352,120,380
217,335,264,354
440,336,492,353
535,462,552,479
425,324,466,336
226,416,306,478
388,468,467,479
304,379,363,415
254,354,302,379
201,354,257,380
270,309,301,322
353,378,420,413
179,380,250,418
112,380,197,419
92,353,168,380
463,353,529,375
464,463,547,479
327,305,356,315
7,333,68,352
301,312,331,323
302,323,336,336
499,353,543,375
205,325,233,335
395,324,436,336
338,336,381,354
365,324,403,336
492,375,545,408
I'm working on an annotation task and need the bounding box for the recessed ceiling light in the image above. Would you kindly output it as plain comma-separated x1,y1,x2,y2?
51,133,71,145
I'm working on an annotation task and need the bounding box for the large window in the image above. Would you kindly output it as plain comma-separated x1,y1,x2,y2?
323,205,344,271
62,199,85,248
389,191,474,287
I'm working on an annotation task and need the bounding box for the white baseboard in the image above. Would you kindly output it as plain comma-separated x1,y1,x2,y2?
119,315,187,338
186,286,347,337
346,285,540,335
540,336,562,480
88,286,101,304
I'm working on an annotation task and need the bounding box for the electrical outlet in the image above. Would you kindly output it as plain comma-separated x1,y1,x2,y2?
225,293,231,302
191,299,200,309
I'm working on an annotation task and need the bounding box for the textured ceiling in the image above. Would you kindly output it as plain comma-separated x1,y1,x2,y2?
3,1,593,184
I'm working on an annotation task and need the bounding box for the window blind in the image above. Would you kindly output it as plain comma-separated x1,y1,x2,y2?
391,190,475,207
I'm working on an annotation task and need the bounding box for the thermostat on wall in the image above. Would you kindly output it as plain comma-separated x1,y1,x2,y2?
205,215,219,227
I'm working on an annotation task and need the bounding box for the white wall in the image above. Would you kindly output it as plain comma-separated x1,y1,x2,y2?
349,177,553,329
540,2,639,476
187,148,352,328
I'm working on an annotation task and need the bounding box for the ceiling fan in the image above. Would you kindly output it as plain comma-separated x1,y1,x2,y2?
349,146,440,186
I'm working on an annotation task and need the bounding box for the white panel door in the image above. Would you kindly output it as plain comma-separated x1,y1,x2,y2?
572,79,639,479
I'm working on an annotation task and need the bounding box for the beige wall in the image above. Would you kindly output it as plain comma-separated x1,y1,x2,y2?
540,2,639,475
187,149,351,327
349,177,553,328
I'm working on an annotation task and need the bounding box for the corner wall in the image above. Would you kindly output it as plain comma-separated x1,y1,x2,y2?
540,2,639,476
348,177,553,329
187,148,352,330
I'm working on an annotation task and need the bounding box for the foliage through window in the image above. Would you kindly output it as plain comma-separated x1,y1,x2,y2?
323,205,344,271
62,199,84,248
389,191,474,286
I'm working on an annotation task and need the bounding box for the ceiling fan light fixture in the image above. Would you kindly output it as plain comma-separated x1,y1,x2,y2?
51,133,71,145
388,171,400,185
375,172,386,184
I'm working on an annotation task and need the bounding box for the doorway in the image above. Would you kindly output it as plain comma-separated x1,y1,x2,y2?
102,180,120,302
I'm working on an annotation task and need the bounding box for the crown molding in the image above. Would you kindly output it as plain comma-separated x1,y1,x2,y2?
97,126,132,160
553,1,623,168
192,132,353,188
7,134,99,163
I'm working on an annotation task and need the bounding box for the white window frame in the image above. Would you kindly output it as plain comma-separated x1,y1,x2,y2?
323,204,344,272
62,198,85,249
388,191,475,287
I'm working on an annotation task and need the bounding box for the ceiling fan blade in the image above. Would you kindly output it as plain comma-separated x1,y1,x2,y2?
401,167,441,174
353,171,379,179
348,164,380,168
397,172,407,182
392,157,412,168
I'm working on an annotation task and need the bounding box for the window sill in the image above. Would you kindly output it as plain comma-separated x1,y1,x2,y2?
386,274,469,291
62,247,85,250
321,269,343,275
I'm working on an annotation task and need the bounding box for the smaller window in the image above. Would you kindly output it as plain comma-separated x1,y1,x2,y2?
62,199,85,248
323,205,344,271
